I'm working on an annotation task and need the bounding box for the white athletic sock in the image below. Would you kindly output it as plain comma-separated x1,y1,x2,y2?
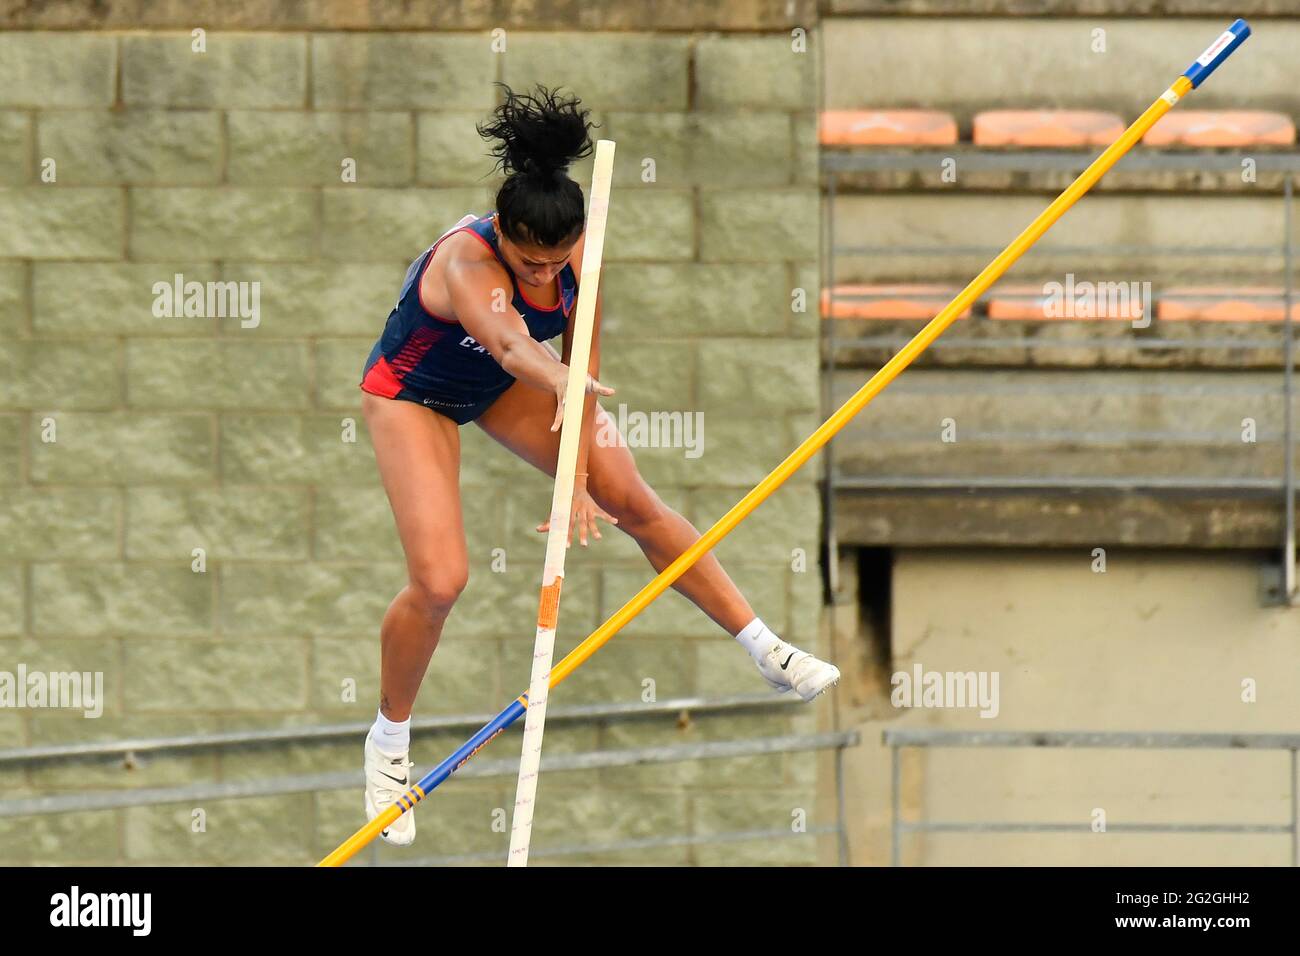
734,616,783,659
369,708,410,757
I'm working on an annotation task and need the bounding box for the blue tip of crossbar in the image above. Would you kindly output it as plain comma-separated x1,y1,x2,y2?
1182,19,1251,89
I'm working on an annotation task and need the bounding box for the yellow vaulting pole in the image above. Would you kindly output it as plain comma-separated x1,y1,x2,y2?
551,107,1113,676
547,23,1251,689
320,20,1250,866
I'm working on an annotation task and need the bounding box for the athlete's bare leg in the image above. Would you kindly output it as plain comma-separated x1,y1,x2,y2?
362,391,469,720
475,378,756,635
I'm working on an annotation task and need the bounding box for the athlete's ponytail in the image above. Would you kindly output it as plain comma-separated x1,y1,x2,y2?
477,84,596,247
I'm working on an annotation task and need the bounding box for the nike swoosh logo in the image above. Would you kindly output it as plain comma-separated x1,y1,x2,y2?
781,652,796,670
377,770,408,785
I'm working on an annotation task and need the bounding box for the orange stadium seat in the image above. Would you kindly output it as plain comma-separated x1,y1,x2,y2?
987,282,1146,321
821,284,971,320
972,110,1126,147
1157,286,1300,322
1142,111,1295,147
818,110,958,146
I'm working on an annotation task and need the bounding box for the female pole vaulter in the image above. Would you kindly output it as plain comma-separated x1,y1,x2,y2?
357,85,839,846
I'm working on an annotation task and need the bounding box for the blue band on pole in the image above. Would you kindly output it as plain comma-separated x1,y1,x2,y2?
411,698,527,800
1182,18,1250,89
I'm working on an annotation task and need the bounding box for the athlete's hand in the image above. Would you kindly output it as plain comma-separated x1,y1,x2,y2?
536,484,618,547
551,369,615,433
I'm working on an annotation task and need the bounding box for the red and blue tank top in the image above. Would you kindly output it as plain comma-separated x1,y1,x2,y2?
361,213,577,404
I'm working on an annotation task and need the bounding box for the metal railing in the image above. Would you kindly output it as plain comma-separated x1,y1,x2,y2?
0,693,858,866
884,727,1300,866
821,149,1300,601
0,693,800,765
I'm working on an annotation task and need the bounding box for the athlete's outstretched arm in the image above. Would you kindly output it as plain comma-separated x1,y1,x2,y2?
445,256,567,394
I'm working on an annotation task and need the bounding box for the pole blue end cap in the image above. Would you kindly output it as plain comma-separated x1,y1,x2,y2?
1183,19,1251,89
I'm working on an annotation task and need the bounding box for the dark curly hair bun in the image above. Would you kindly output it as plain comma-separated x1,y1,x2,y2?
477,84,597,247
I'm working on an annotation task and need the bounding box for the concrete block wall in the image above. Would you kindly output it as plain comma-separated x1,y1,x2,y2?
0,5,827,865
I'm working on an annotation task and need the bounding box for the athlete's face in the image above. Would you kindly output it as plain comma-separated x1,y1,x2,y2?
494,218,578,290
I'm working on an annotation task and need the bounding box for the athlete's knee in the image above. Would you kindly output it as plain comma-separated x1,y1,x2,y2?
604,481,667,535
407,561,469,617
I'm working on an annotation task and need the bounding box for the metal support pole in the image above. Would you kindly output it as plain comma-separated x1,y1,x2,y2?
822,169,849,870
824,170,840,613
1291,747,1297,867
891,743,901,867
835,742,849,866
1285,174,1296,602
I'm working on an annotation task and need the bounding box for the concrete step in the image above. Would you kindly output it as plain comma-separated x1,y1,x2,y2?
831,490,1297,548
825,18,1299,123
822,145,1300,194
828,368,1296,482
824,193,1298,283
822,317,1299,370
829,1,1293,15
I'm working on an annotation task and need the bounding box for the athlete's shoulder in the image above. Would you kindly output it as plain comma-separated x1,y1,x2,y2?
437,221,507,283
441,234,509,294
440,223,496,262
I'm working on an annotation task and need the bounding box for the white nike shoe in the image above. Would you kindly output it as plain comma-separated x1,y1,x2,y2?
754,641,841,702
364,734,416,847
